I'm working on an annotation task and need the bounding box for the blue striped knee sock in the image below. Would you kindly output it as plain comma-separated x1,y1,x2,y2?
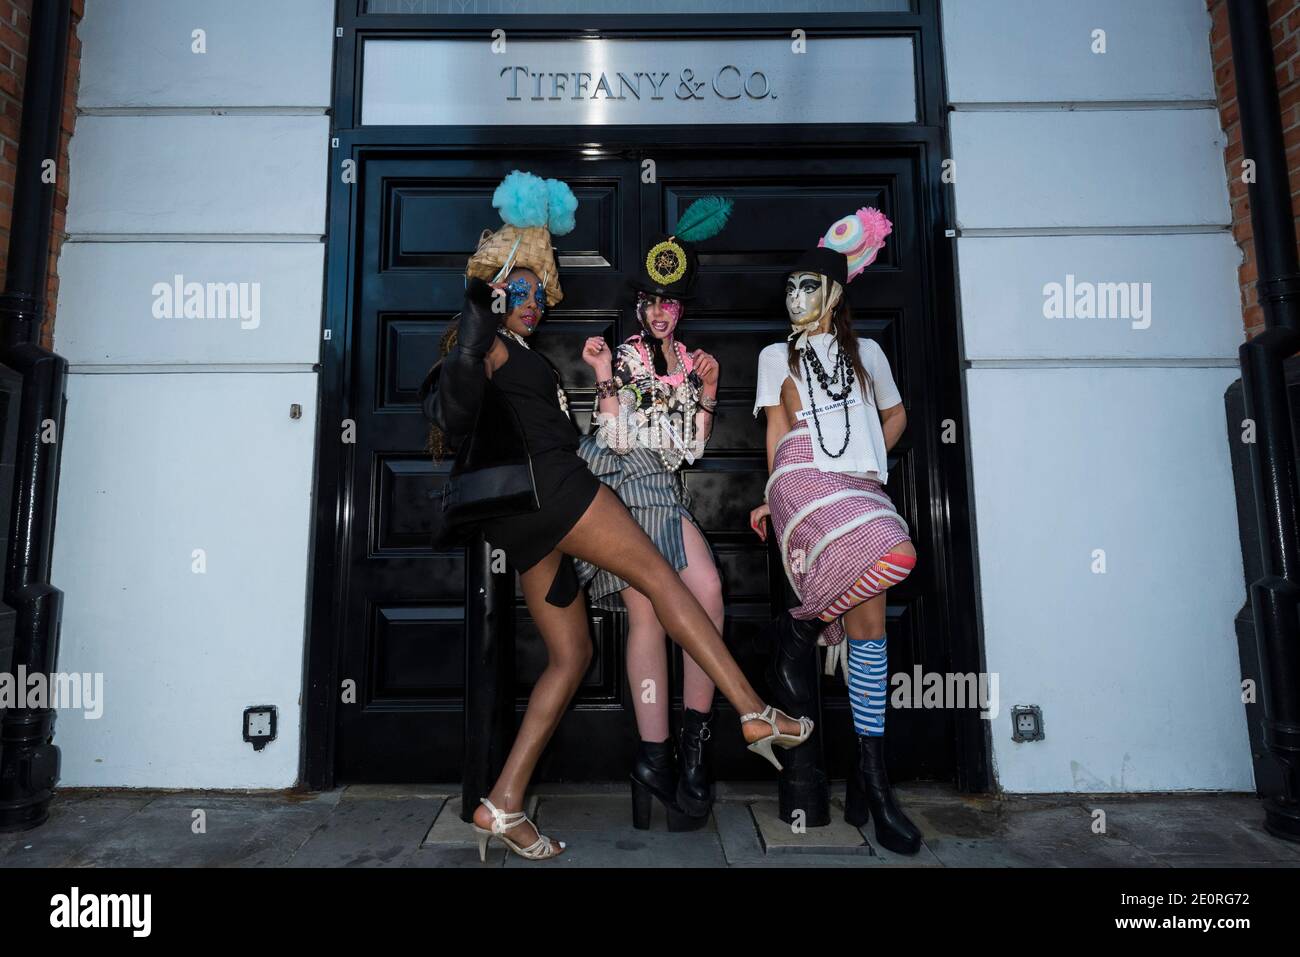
847,635,888,736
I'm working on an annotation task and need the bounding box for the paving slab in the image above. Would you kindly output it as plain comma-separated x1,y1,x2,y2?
494,794,726,866
402,843,507,868
1162,858,1300,868
341,783,454,802
3,784,1292,868
422,794,540,846
0,794,156,867
502,826,727,867
282,791,443,867
535,791,716,834
52,793,325,868
1090,795,1300,864
982,801,1166,868
751,798,874,856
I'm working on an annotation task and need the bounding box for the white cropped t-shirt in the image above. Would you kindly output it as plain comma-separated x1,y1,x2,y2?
752,333,903,482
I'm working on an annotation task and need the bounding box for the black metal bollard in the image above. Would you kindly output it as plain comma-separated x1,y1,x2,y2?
765,521,831,827
461,533,515,821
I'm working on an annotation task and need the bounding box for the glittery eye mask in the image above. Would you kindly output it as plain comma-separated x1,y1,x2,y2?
506,277,546,313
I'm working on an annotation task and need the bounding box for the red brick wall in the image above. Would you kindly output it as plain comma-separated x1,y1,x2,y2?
1209,0,1300,339
0,0,82,351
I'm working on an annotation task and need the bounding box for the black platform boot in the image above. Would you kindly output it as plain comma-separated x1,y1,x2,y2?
676,707,714,822
844,734,922,855
630,740,703,832
765,612,831,827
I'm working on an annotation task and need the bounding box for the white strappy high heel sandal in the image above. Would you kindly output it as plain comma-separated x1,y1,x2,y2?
741,704,815,772
472,798,565,862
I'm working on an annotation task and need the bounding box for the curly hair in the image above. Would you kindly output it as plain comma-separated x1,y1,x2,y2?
424,320,461,461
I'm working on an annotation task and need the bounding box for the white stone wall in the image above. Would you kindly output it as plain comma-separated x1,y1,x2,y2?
942,0,1253,791
47,0,1252,794
51,0,333,788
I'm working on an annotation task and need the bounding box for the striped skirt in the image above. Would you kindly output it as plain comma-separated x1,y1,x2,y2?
767,422,911,646
574,438,716,610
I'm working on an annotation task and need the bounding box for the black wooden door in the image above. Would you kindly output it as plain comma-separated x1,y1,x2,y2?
645,152,948,783
334,146,951,784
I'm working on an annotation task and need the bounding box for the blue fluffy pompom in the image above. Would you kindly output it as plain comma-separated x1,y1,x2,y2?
493,170,549,228
545,178,578,236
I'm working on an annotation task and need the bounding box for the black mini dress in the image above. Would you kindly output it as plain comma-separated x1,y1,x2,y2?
479,332,601,606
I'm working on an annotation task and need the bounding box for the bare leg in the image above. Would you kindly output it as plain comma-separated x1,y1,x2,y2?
677,517,720,714
558,486,801,741
842,590,886,641
472,549,592,852
622,586,671,741
623,518,720,736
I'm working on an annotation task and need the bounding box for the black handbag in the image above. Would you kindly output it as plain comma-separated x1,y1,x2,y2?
424,369,540,549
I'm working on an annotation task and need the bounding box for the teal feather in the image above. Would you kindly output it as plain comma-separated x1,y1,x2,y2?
673,196,733,244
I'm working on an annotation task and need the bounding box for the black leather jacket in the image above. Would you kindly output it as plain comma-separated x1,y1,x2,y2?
418,279,537,547
420,277,496,444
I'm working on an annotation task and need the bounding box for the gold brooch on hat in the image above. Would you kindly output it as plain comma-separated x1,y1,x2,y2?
646,239,688,286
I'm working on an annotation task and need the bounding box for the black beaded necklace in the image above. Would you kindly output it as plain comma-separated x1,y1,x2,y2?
799,333,855,458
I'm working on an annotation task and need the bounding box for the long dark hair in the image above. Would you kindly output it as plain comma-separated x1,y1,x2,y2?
635,294,680,377
787,296,874,404
424,319,461,461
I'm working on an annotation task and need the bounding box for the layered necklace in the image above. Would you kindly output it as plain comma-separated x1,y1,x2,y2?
634,336,693,387
799,332,854,458
627,336,699,471
498,326,570,418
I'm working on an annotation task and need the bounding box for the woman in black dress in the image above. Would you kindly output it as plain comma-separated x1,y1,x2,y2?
424,171,811,862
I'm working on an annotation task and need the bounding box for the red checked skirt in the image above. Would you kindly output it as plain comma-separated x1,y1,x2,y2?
767,422,912,646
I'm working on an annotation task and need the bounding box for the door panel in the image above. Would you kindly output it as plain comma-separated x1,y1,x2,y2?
334,148,952,783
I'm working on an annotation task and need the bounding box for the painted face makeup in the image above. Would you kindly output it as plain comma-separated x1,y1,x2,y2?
505,272,545,332
506,277,544,313
636,291,683,340
786,271,826,330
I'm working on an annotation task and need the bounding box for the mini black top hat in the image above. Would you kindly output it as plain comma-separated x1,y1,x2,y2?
788,206,893,290
630,197,734,301
789,246,848,288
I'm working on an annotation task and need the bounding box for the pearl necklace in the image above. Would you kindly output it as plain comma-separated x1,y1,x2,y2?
633,335,693,387
621,340,699,472
498,327,570,418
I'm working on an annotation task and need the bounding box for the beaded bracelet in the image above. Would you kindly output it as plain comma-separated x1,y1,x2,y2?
595,376,620,398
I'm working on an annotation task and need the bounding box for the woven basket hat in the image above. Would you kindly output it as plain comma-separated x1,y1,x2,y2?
465,171,578,308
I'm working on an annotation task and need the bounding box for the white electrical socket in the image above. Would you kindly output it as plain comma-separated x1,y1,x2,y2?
247,711,272,737
1011,705,1043,742
243,705,277,751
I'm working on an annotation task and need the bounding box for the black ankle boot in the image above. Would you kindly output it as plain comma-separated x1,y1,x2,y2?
765,612,831,827
844,735,922,855
630,740,704,832
676,707,715,819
